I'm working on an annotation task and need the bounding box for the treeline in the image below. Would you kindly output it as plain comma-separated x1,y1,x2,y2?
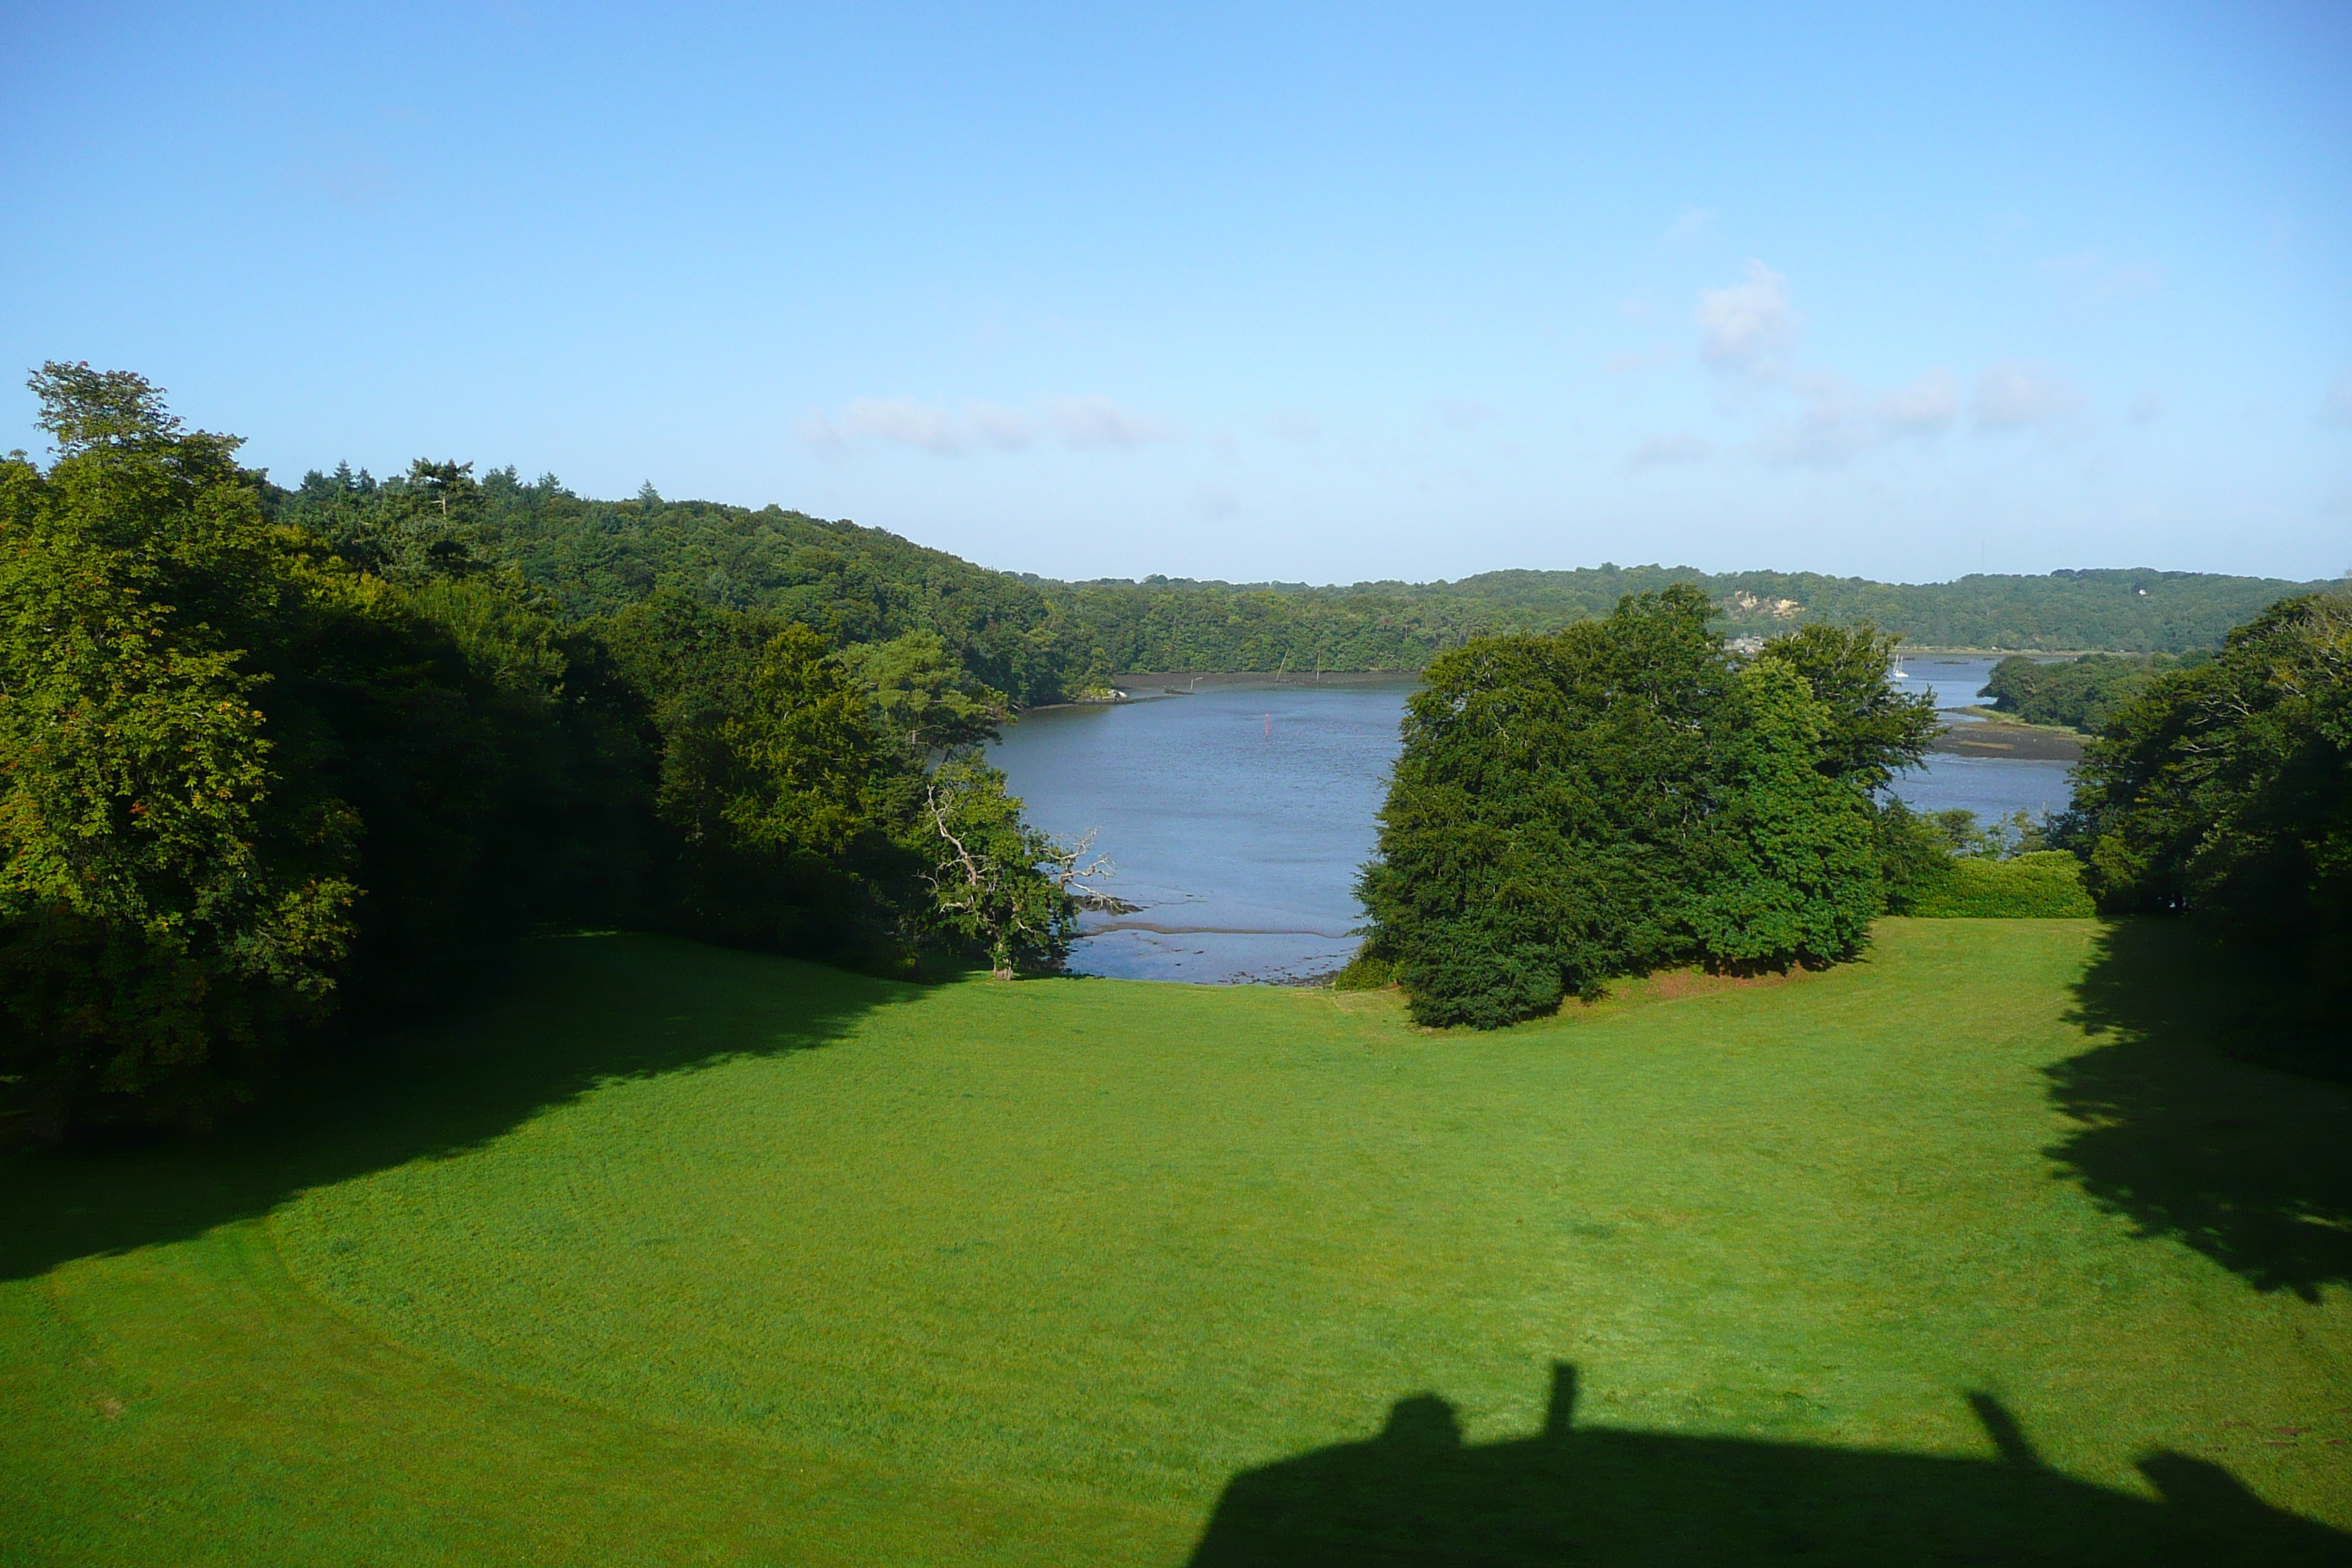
270,464,1079,706
262,467,2328,692
1406,566,2326,654
1060,565,2334,665
1980,651,2205,734
0,369,1091,1136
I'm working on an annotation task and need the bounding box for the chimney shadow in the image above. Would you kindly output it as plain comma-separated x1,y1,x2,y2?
1188,1362,2348,1565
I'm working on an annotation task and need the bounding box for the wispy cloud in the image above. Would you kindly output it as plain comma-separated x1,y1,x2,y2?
798,395,1172,457
968,402,1037,450
1046,395,1171,449
1190,483,1240,519
1756,369,1960,467
2129,388,2166,428
1436,399,1501,429
1697,260,1801,380
2036,251,2161,306
1603,346,1673,376
2322,374,2352,431
1877,369,1960,436
1627,433,1711,470
1975,361,2086,434
1759,375,1874,467
1660,206,1714,245
1267,407,1322,442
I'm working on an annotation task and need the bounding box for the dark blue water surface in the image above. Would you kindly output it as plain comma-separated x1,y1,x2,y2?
992,660,2077,984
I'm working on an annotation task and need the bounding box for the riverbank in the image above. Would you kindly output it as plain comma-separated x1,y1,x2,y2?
1933,709,2087,761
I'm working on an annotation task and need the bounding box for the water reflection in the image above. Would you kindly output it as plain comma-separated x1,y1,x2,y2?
993,657,2081,984
992,680,1409,984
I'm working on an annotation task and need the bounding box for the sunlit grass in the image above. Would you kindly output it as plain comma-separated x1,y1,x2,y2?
4,921,2346,1564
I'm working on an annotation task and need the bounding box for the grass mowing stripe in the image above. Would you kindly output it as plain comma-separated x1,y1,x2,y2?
4,920,2348,1564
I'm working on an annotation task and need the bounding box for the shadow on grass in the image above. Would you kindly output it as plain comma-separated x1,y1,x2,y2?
0,932,900,1284
2050,918,2352,1300
1191,1365,2348,1567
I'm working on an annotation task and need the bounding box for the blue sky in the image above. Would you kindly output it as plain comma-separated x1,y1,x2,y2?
5,2,2348,584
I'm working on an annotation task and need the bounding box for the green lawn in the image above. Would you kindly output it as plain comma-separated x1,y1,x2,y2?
4,920,2348,1564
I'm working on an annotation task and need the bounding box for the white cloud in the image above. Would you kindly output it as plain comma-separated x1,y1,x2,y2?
1661,206,1714,244
967,402,1036,450
1191,484,1240,519
1759,375,1874,467
1627,433,1711,470
2129,388,2166,428
2323,374,2352,431
1436,399,1500,429
1697,260,1801,379
1975,361,2086,433
1268,408,1322,442
1755,369,1959,467
1046,395,1171,449
1876,369,1960,436
1603,346,1673,376
818,399,964,453
797,394,1170,456
2036,251,2160,306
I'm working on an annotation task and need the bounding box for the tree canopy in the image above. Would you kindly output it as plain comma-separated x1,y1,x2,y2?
1,369,1087,1136
2054,592,2351,1044
263,467,2326,702
1352,589,1922,1028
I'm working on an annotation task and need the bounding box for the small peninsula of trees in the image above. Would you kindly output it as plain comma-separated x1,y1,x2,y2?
1349,587,1935,1028
0,368,1093,1135
1979,651,2204,734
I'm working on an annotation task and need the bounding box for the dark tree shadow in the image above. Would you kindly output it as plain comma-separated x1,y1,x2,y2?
2048,919,2352,1300
0,933,901,1283
1190,1365,2348,1566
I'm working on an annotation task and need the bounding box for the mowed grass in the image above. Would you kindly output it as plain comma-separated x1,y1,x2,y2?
4,920,2348,1565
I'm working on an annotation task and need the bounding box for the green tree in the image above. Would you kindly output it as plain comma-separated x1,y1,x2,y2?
1686,657,1880,969
1756,621,1937,788
2056,592,2351,1037
919,755,1092,979
837,630,1011,760
0,366,359,1130
1357,587,1889,1028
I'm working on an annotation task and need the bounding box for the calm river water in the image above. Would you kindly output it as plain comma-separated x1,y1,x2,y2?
992,657,2075,984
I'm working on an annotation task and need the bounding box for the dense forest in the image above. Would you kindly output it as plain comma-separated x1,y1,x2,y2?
0,370,1096,1135
262,467,2330,701
5,372,2343,1112
2053,592,2351,1047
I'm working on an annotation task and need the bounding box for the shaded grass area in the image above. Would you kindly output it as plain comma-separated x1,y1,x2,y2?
4,923,2350,1564
2051,919,2352,1299
1191,1369,2345,1564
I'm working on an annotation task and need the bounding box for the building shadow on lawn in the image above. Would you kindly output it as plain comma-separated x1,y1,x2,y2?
0,932,900,1284
2049,918,2352,1300
1190,1365,2348,1567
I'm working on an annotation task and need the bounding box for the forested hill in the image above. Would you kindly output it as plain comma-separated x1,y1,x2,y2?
265,463,2334,701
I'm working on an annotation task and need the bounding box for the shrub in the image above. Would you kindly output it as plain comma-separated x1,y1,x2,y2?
1905,851,2095,918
